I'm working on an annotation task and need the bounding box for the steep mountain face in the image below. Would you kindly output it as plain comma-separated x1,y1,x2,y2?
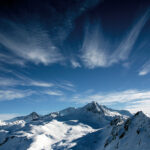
56,101,131,128
103,111,150,150
0,102,149,150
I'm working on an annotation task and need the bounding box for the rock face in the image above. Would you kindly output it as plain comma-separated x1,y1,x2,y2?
0,102,150,150
25,112,39,121
103,111,150,150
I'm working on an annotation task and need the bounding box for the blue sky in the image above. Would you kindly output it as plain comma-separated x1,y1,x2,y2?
0,0,150,120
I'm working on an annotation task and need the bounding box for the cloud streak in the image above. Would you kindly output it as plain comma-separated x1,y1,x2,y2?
0,53,26,66
71,89,150,113
0,113,19,121
139,60,150,76
0,21,64,66
112,9,150,62
72,89,150,104
0,77,20,87
125,99,150,114
0,76,54,88
70,59,81,68
0,73,75,101
30,81,54,88
0,69,76,94
0,89,34,101
81,10,150,68
44,90,63,96
56,81,76,92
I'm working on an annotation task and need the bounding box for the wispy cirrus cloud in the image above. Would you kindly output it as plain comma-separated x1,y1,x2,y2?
0,113,19,121
81,9,150,68
0,53,26,66
139,60,150,76
0,21,64,66
0,70,76,93
0,76,54,88
44,90,63,96
111,9,150,62
0,77,20,87
0,89,34,101
71,89,150,113
12,73,76,91
0,0,102,68
72,89,150,104
56,80,76,92
70,59,81,68
125,99,150,115
0,73,75,101
30,81,54,88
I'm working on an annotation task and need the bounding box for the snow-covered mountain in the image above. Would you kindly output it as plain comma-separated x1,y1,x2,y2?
7,112,40,123
0,101,149,150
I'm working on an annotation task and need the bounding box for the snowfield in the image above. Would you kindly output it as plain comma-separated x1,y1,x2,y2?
0,101,150,150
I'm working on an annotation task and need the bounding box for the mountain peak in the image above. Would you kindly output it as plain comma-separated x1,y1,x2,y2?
83,101,103,113
27,112,39,120
81,101,132,119
132,111,148,121
134,111,145,116
29,112,39,116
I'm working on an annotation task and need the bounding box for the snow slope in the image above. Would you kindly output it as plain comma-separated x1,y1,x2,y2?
0,101,149,150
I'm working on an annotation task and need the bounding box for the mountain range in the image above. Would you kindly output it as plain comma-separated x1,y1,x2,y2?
0,101,150,150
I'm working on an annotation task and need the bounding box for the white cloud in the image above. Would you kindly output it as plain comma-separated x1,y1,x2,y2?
0,73,76,98
71,89,150,114
0,89,34,101
70,59,81,68
56,81,76,92
125,99,150,114
81,10,150,69
0,113,19,121
0,76,54,88
61,81,75,87
0,76,75,100
0,21,64,66
14,73,75,90
0,53,25,66
111,9,150,62
72,89,150,104
44,90,63,96
30,81,54,87
139,60,150,76
81,24,108,68
0,77,20,86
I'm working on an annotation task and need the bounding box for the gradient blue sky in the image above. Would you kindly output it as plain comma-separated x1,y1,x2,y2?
0,0,150,120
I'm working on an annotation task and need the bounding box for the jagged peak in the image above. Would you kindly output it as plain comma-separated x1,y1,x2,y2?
83,101,105,114
29,112,39,117
133,111,148,120
81,102,132,119
134,111,145,116
27,112,39,120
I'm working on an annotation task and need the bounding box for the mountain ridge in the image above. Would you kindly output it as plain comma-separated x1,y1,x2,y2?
0,101,149,150
5,101,131,122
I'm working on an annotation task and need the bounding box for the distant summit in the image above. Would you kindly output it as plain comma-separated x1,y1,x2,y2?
7,111,39,122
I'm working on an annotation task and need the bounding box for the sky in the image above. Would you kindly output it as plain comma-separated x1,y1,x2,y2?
0,0,150,120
